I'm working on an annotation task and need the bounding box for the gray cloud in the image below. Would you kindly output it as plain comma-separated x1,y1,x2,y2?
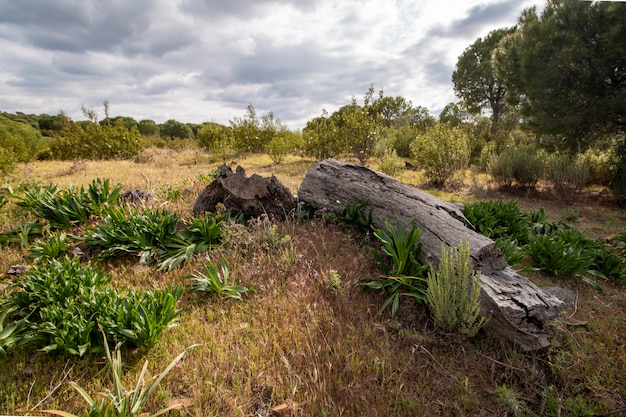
0,0,542,128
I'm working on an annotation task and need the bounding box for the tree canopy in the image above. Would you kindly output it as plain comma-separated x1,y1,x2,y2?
495,0,626,150
452,27,516,131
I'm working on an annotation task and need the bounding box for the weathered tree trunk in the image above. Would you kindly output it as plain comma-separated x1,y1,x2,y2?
193,165,296,220
298,158,564,351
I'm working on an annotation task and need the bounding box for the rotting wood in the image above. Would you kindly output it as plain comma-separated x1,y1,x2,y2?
298,158,564,351
193,164,296,220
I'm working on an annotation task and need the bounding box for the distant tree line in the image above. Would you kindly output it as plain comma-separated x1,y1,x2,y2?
1,0,624,202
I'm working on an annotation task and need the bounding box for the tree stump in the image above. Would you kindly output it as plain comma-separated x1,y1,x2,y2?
193,165,296,220
298,158,565,351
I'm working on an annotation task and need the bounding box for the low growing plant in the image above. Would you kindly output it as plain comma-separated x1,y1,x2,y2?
0,258,182,356
427,239,487,337
28,232,73,262
30,330,192,417
187,257,251,300
364,219,429,316
327,200,373,231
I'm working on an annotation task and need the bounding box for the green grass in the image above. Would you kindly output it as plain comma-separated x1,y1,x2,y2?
0,149,625,416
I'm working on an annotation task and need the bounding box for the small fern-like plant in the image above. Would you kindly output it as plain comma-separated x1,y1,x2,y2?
427,239,486,337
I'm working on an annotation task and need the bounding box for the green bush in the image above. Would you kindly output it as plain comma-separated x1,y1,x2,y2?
50,119,144,160
584,146,616,186
427,239,487,337
409,124,470,186
488,147,543,188
0,115,47,162
544,153,590,205
375,135,404,177
487,149,515,187
0,147,16,176
0,257,182,356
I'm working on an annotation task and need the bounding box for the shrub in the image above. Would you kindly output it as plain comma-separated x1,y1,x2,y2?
375,135,404,177
266,130,293,164
487,149,515,187
50,119,144,160
427,239,486,337
544,153,590,205
0,147,16,176
409,124,470,186
0,115,47,162
198,122,232,161
488,147,543,188
584,146,616,186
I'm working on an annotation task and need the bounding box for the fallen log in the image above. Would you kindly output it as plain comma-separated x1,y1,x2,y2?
193,164,296,220
298,158,564,351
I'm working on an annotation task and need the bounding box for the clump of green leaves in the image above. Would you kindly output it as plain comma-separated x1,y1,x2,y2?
427,239,487,337
84,207,224,271
0,258,182,356
10,178,121,231
363,219,429,316
28,232,73,262
327,200,373,231
464,199,624,289
187,257,251,300
463,199,554,245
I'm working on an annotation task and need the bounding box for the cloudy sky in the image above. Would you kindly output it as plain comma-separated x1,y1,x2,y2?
0,0,543,129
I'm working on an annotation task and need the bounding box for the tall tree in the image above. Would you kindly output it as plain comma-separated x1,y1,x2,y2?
160,119,193,140
452,27,516,132
496,0,626,150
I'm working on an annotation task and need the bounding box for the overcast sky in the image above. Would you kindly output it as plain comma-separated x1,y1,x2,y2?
0,0,543,129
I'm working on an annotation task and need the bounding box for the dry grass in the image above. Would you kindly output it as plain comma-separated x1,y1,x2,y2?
1,149,625,416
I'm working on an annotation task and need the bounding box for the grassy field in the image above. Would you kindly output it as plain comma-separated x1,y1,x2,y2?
1,147,625,416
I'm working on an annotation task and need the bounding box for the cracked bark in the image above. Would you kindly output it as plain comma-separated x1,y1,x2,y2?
298,158,564,351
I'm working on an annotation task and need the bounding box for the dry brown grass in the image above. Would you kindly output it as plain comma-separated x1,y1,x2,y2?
1,149,625,416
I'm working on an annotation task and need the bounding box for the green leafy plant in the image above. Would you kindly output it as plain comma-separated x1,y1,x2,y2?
426,239,487,337
1,258,182,356
12,179,122,230
0,307,27,360
525,232,601,290
28,232,73,261
363,274,428,317
364,219,429,316
371,219,425,276
30,330,192,417
187,257,251,300
327,200,373,231
85,208,223,271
